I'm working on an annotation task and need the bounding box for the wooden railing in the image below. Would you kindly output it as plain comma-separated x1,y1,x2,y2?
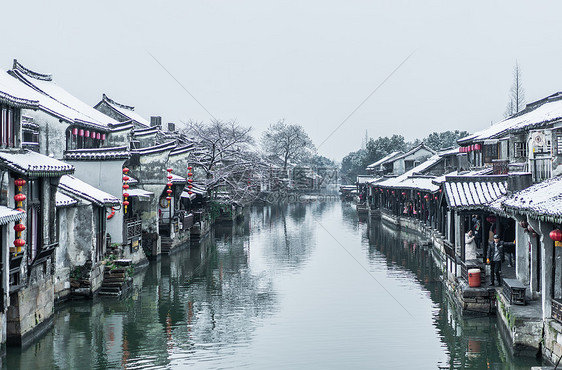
126,219,142,241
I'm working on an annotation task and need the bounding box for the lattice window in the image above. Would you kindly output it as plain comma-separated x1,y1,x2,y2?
514,142,527,158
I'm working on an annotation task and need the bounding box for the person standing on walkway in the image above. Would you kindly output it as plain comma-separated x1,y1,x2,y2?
487,234,515,286
465,230,477,261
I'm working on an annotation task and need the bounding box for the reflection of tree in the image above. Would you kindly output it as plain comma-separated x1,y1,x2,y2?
366,221,544,369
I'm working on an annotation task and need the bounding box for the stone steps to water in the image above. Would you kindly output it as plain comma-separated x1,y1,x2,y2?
161,236,172,254
99,259,132,297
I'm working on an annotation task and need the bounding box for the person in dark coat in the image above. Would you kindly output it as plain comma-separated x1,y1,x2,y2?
487,234,515,286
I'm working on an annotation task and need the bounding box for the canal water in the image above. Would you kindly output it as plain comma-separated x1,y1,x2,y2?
5,200,546,369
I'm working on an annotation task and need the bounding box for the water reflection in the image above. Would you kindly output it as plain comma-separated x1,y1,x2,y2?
366,219,544,369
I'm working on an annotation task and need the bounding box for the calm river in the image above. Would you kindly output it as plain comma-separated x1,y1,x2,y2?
5,200,545,369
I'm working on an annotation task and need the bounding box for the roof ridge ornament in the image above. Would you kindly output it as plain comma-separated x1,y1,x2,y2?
13,59,52,81
102,93,135,111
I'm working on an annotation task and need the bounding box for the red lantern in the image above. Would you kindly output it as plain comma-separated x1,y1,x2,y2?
167,182,173,187
486,216,496,223
434,195,438,200
188,166,193,170
14,178,26,187
14,223,25,232
96,132,101,140
188,185,193,189
78,129,84,136
424,195,429,200
123,184,130,190
84,130,90,138
550,229,562,242
167,168,173,173
166,196,172,201
13,239,25,247
101,134,106,141
123,200,130,206
14,193,26,202
475,144,481,151
417,192,420,196
401,192,406,196
123,192,129,198
166,189,173,195
123,175,130,181
188,172,193,177
188,191,193,195
72,128,78,135
391,191,395,195
123,168,129,174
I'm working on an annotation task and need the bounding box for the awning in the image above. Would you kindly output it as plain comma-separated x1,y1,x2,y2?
0,205,25,225
181,190,196,201
56,191,78,208
126,188,154,201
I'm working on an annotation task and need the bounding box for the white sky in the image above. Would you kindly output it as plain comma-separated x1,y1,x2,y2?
2,1,562,160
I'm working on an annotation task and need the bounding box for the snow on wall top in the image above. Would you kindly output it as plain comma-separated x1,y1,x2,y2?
64,146,130,161
375,154,442,188
459,92,562,144
0,149,74,177
503,175,562,222
59,175,120,206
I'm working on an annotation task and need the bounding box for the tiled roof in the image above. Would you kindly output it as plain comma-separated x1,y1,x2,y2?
127,188,153,200
444,175,507,210
0,205,25,225
132,141,176,156
503,175,562,223
366,151,403,170
56,191,78,208
98,94,150,127
59,175,120,206
170,173,186,184
64,146,130,161
459,92,562,144
0,150,74,177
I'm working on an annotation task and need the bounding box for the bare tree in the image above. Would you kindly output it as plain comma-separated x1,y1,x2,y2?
504,61,526,118
182,119,265,203
261,120,315,172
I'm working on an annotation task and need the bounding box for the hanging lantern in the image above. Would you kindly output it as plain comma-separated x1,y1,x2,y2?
13,239,25,247
550,229,562,242
167,174,173,180
166,189,173,195
188,179,193,183
188,191,193,195
424,194,429,200
14,223,25,232
187,172,193,177
123,184,130,190
123,167,129,174
14,193,26,203
96,132,101,140
123,175,130,182
434,195,438,200
101,133,106,141
166,196,172,201
486,215,496,223
475,144,481,151
14,178,26,192
391,191,395,195
72,128,78,136
78,129,84,136
167,182,173,187
123,192,129,198
188,185,193,189
401,192,406,196
519,220,528,228
84,130,90,138
123,200,130,207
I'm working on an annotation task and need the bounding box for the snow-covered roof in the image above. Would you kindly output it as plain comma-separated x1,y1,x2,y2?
0,149,74,177
444,175,507,210
169,144,194,156
376,154,442,188
127,188,153,200
356,175,376,184
189,183,207,196
0,70,39,109
56,191,78,208
59,175,120,206
366,151,403,170
10,60,119,129
503,175,562,223
0,205,25,225
459,92,562,144
132,141,177,156
170,173,186,184
133,126,159,137
96,94,150,127
392,144,436,161
64,146,130,161
181,190,196,201
391,177,440,193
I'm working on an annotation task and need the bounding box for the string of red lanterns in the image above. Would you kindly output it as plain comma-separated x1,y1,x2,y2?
123,167,130,213
71,128,106,142
187,166,193,195
12,178,26,255
166,168,173,207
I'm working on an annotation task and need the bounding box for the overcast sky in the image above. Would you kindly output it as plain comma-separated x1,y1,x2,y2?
2,1,562,160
